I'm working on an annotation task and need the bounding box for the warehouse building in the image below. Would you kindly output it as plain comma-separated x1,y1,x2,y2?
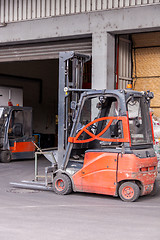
0,0,159,147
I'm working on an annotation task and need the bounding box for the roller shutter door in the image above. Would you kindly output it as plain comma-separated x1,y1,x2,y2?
117,36,132,89
0,37,92,62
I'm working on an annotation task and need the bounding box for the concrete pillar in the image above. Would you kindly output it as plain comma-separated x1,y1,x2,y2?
92,32,115,90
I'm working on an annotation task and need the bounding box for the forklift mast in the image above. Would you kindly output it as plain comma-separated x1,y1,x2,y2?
58,52,154,169
58,51,91,168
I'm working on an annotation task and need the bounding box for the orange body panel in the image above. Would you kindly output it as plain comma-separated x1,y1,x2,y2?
72,151,157,197
72,151,118,195
117,154,158,195
10,141,35,153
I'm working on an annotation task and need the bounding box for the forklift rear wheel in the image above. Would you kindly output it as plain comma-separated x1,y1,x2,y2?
119,182,140,202
1,150,11,163
53,174,72,195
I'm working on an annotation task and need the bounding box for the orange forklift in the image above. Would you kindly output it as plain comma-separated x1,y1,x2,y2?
11,52,158,201
53,87,158,202
53,52,158,201
0,106,35,162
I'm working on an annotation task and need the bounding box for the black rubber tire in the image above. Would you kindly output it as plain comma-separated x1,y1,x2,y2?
150,179,159,196
119,182,140,202
53,174,72,195
1,150,11,163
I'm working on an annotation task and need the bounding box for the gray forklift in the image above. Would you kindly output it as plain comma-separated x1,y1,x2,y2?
0,106,35,162
11,52,158,202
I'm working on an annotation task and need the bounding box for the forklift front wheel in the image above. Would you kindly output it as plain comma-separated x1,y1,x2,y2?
1,150,11,163
119,182,140,202
53,174,72,195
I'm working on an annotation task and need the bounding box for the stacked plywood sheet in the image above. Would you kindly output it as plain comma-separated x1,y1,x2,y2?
132,32,160,117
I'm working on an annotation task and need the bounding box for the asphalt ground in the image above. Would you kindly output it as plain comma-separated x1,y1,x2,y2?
0,157,160,240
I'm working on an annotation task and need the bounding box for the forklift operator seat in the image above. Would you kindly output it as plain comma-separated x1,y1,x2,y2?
12,123,23,137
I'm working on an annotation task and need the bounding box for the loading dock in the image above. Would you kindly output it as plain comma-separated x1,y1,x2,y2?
116,31,160,119
0,38,92,149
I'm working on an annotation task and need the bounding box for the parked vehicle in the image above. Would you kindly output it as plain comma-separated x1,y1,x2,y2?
0,106,35,162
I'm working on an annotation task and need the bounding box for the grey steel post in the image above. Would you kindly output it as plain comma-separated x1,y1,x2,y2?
58,52,74,168
58,51,90,169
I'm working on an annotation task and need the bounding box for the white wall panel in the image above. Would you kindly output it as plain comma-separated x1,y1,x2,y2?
125,0,130,7
102,0,107,9
75,0,80,13
37,0,41,18
137,0,142,5
86,0,91,11
114,0,119,8
120,0,125,7
60,0,65,15
46,0,51,17
22,0,27,20
91,0,96,11
18,0,23,21
32,0,37,19
5,0,9,22
70,0,76,13
0,0,5,23
27,0,32,19
65,0,70,14
130,0,136,6
13,0,18,21
81,0,86,12
0,0,159,24
51,0,56,15
108,0,113,9
97,0,102,10
55,0,60,15
9,0,14,22
42,0,46,18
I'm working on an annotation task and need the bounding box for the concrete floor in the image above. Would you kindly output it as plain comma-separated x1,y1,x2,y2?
0,158,160,240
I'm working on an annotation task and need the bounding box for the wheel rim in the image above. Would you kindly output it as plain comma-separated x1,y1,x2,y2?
55,179,65,191
122,186,134,199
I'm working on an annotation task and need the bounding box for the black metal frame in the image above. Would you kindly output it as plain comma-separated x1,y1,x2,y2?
58,51,90,168
61,89,127,170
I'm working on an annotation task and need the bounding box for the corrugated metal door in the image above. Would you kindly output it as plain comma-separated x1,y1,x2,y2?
0,38,92,62
116,36,132,89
